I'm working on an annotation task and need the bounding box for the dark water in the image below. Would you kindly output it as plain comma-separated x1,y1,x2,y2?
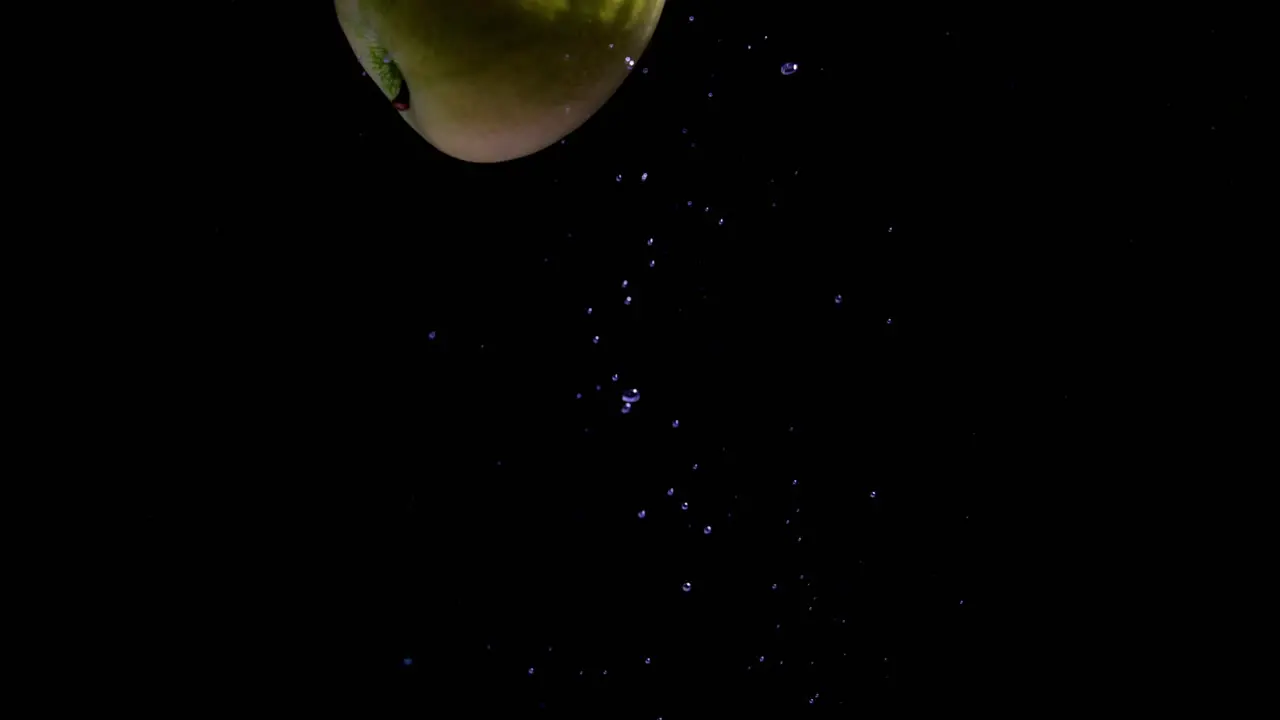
106,2,1261,713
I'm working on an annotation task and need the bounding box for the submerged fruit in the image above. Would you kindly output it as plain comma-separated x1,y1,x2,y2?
336,0,667,163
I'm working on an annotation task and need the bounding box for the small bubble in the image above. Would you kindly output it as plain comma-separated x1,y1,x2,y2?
681,502,689,511
528,667,535,675
403,658,413,666
575,393,582,399
622,279,629,288
586,307,593,315
616,174,622,182
682,582,692,592
642,68,649,74
611,373,619,382
772,583,778,590
638,509,646,518
792,479,799,486
708,92,714,98
593,336,600,344
625,56,632,64
681,128,688,134
688,16,694,22
667,488,675,496
672,419,679,428
641,172,648,182
687,201,693,206
609,43,614,49
649,260,656,268
781,62,799,75
647,238,654,246
887,318,893,324
624,296,632,305
428,331,436,340
870,491,876,498
622,389,641,403
621,403,632,414
834,294,843,304
718,218,724,225
692,463,699,471
704,525,712,534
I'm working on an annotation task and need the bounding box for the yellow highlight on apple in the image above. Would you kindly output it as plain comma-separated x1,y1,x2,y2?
336,0,667,163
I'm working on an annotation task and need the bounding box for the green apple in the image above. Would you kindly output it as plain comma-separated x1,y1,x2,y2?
336,0,667,163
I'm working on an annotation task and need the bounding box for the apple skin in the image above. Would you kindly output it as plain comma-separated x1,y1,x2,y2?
336,0,667,163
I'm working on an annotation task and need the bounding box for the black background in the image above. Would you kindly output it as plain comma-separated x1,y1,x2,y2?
115,2,1260,713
